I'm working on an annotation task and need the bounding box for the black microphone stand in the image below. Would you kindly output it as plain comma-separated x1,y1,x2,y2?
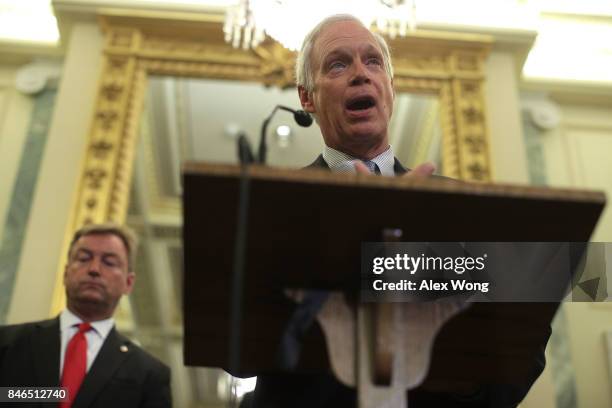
229,132,254,373
229,106,310,372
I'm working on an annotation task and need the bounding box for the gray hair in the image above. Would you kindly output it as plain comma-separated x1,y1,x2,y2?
295,14,394,92
68,222,138,272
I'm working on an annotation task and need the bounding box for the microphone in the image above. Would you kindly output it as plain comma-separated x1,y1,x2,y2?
258,105,313,164
293,109,314,127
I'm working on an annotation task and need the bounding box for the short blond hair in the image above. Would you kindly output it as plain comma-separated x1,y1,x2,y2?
67,223,138,271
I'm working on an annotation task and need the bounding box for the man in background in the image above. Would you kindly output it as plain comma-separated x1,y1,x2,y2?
0,223,171,408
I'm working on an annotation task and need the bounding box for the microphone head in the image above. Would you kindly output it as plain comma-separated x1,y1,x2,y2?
293,110,313,127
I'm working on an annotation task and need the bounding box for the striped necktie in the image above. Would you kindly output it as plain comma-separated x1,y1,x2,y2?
363,160,381,175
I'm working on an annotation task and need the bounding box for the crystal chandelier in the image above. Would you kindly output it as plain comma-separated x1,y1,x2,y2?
224,0,417,51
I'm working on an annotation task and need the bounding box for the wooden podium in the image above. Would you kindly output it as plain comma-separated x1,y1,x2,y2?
182,162,605,400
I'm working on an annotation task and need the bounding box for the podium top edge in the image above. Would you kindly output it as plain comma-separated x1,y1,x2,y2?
182,162,606,206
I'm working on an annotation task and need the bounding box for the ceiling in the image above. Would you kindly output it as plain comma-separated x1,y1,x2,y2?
4,1,612,84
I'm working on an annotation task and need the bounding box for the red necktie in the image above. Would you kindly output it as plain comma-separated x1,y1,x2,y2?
60,322,91,408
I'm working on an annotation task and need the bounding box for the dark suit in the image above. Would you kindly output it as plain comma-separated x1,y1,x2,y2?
0,317,171,408
251,155,547,408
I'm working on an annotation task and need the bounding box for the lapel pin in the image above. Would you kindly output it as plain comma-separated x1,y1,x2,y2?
120,345,128,353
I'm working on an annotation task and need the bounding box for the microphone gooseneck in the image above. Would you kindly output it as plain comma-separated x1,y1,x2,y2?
258,105,313,164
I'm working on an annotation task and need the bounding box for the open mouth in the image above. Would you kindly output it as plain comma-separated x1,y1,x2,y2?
346,96,376,111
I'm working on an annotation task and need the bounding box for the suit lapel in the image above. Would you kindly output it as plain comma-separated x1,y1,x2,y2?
393,157,408,174
73,327,131,408
32,318,61,387
305,154,328,169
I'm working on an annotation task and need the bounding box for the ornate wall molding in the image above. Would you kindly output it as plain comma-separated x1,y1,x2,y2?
67,10,494,235
52,8,494,321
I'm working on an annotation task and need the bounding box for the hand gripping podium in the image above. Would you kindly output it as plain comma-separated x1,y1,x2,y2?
182,162,605,405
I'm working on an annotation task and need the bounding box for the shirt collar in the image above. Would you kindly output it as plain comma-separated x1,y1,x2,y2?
60,308,115,339
322,145,396,176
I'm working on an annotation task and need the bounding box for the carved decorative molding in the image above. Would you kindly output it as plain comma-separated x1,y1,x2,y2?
68,12,493,232
50,10,494,320
253,41,297,88
452,78,491,181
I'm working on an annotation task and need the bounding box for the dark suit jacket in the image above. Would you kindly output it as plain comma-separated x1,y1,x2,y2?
251,155,546,408
0,317,171,408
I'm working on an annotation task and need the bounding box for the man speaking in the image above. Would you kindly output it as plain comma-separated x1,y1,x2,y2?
249,14,546,408
297,14,435,178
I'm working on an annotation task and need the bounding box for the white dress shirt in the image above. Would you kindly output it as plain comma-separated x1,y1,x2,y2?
321,145,397,176
59,308,115,377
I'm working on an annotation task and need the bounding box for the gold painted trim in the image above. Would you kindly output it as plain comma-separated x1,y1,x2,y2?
51,12,493,313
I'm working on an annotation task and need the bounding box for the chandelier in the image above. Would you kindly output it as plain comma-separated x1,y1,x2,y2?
223,0,417,51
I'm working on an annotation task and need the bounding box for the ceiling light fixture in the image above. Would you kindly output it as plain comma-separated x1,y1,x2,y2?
223,0,417,51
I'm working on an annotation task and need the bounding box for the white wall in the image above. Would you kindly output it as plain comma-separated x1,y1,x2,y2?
539,101,612,408
0,65,34,244
7,22,104,323
541,103,612,241
484,51,530,184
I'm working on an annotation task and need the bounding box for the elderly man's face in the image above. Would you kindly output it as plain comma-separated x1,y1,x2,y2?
299,20,394,158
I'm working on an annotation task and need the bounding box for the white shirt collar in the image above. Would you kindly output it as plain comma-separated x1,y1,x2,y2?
60,308,115,340
322,145,396,176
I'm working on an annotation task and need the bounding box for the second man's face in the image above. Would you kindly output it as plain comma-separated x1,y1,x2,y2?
300,20,394,159
64,233,134,319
